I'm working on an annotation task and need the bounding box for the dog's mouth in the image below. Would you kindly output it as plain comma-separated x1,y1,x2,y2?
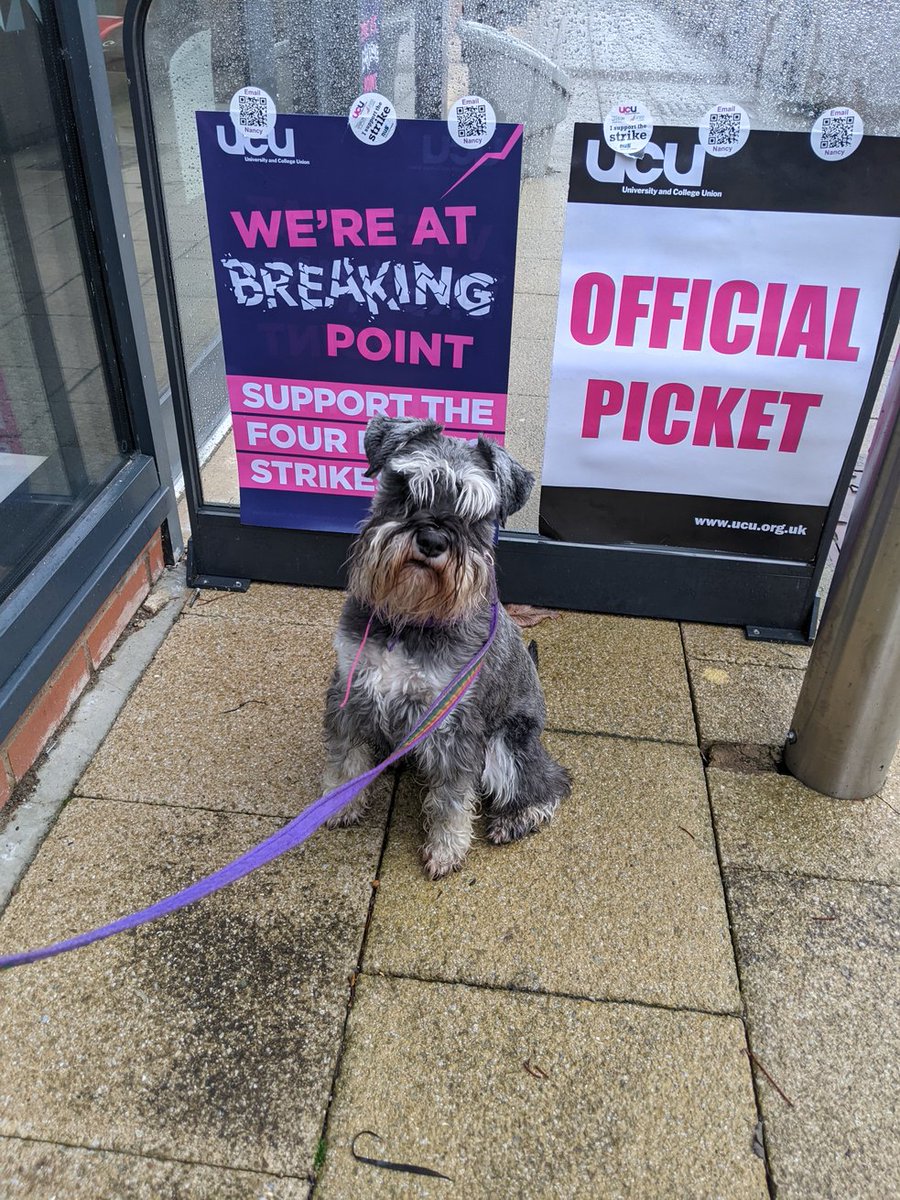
406,551,448,572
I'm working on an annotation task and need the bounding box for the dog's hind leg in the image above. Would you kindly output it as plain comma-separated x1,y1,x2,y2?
483,724,571,845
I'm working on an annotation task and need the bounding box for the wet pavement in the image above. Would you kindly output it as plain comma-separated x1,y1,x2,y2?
0,579,897,1198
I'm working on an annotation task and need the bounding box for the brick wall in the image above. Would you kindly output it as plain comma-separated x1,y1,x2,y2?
0,529,166,811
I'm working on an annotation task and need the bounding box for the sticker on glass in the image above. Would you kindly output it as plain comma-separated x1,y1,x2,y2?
811,106,864,161
699,103,750,157
603,102,653,159
348,92,397,146
448,95,497,150
229,86,276,139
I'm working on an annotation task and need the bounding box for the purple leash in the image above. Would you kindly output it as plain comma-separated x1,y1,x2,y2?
0,602,499,971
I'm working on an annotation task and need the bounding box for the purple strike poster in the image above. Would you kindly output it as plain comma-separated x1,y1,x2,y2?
195,111,523,532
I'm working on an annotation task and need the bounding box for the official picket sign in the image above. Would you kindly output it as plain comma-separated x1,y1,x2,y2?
540,124,900,562
195,112,522,531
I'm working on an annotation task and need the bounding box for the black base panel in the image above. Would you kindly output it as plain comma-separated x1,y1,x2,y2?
539,487,824,562
189,508,817,636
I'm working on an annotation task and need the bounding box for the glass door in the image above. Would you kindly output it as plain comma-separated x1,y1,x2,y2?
0,2,131,600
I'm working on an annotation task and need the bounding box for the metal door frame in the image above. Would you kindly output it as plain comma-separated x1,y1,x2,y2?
125,0,900,640
0,0,181,743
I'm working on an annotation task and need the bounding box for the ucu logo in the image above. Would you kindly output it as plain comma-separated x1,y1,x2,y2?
215,123,295,158
618,105,638,115
586,138,706,187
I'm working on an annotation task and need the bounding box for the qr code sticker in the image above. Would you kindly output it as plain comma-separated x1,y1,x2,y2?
457,103,488,142
707,111,742,149
820,114,855,151
238,93,268,132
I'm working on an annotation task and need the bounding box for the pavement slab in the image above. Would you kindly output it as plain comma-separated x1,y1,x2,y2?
532,613,696,743
315,974,767,1199
0,793,386,1179
0,1136,309,1200
78,614,344,817
366,733,739,1013
185,582,344,628
687,659,804,748
709,766,900,884
682,622,811,668
727,870,900,1200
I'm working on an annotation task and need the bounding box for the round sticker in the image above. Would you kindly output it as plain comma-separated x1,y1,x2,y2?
448,95,497,150
811,106,864,161
603,102,653,159
348,92,397,146
699,103,750,157
229,86,276,139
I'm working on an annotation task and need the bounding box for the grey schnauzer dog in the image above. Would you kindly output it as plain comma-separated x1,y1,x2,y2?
322,415,570,879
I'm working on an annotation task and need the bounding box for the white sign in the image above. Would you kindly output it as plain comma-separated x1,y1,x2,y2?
699,103,749,158
448,95,497,150
811,106,864,162
603,102,653,159
540,124,900,559
348,92,397,146
229,86,276,139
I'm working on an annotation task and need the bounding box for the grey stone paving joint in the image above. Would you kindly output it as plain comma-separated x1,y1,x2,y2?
0,565,188,918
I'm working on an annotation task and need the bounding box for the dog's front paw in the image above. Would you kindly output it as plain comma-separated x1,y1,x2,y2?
487,799,558,845
325,808,364,830
324,793,369,829
421,844,467,880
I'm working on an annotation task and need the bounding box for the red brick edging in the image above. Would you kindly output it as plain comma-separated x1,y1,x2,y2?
0,529,165,810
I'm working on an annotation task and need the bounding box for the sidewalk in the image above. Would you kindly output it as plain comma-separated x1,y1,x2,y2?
0,577,896,1197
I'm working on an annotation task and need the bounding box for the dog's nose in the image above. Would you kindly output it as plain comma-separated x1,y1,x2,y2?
415,526,450,558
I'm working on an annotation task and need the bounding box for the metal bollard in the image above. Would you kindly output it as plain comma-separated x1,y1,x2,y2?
784,356,900,799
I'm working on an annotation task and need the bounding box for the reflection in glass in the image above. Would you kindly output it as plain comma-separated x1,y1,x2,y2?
0,8,126,601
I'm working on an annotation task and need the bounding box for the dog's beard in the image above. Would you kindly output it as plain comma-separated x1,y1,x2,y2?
348,521,493,625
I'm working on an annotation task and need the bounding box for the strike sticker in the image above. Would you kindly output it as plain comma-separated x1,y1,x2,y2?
348,92,397,146
229,86,276,139
811,106,864,161
699,104,750,157
603,102,653,159
448,95,497,150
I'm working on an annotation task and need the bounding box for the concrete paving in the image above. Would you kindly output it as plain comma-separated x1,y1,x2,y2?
1,583,897,1198
316,975,767,1199
367,734,739,1013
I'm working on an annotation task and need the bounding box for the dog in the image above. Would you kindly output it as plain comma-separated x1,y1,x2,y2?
322,416,571,879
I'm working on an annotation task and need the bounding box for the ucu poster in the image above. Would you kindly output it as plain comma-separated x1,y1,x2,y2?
195,111,522,532
541,123,900,561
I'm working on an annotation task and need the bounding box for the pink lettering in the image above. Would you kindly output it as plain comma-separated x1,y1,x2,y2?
365,208,396,246
709,281,758,354
649,277,689,349
412,207,449,245
570,273,615,346
778,285,827,358
737,389,778,450
615,275,654,346
230,209,281,249
581,379,624,438
285,210,316,247
827,287,861,361
692,386,745,447
647,382,693,445
779,392,822,452
331,209,364,247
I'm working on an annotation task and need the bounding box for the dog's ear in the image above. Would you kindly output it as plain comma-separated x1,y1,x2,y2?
475,437,534,523
364,416,444,477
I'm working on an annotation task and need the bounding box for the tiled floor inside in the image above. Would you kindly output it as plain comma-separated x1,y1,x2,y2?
1,584,897,1198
